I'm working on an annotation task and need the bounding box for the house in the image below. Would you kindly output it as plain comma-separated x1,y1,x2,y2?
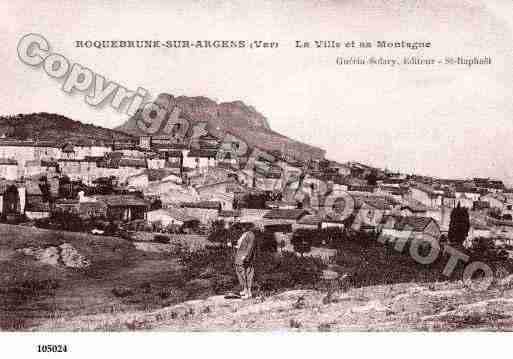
348,185,376,193
153,142,189,166
379,178,405,188
480,193,505,210
160,150,183,171
266,200,298,210
184,149,218,169
376,185,408,202
263,209,309,227
126,172,149,189
24,181,45,213
218,209,241,225
0,182,25,217
147,157,166,170
275,158,303,183
144,168,183,184
148,184,198,207
198,178,244,201
139,136,151,150
379,215,441,242
479,193,513,219
119,158,147,169
473,178,504,193
75,192,108,219
0,125,14,138
400,203,429,217
238,208,270,223
487,219,513,241
111,140,139,152
327,161,351,176
253,165,283,191
195,133,221,149
294,214,322,230
32,141,61,161
24,159,58,178
0,140,51,168
321,212,346,229
409,186,442,208
61,143,76,160
78,201,107,220
217,151,238,167
93,195,150,222
53,199,80,215
25,201,51,220
351,197,387,230
147,208,199,232
466,223,492,245
330,179,349,193
0,158,18,180
455,195,474,209
195,179,243,211
454,188,481,202
72,142,111,160
180,201,221,224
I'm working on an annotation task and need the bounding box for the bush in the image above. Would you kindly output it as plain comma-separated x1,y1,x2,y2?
256,230,278,253
35,212,89,232
291,230,312,256
470,237,508,262
290,228,345,251
178,246,326,295
207,228,232,245
153,234,170,244
112,286,135,298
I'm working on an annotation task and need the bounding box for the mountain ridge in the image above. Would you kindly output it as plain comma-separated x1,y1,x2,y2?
115,93,325,161
0,113,135,145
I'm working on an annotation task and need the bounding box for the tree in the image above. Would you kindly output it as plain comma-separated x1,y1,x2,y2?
448,203,470,245
291,229,313,256
366,170,378,186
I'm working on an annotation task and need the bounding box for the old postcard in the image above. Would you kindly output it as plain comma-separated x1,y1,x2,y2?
1,0,513,356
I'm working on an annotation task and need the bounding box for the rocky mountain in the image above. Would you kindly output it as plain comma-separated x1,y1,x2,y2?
0,113,135,145
115,93,325,161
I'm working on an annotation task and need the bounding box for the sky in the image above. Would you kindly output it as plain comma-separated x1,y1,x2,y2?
1,0,513,183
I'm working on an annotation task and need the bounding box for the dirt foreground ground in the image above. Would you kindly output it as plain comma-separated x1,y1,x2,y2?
35,278,513,331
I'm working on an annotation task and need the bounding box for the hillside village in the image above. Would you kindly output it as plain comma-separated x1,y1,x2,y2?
1,112,513,253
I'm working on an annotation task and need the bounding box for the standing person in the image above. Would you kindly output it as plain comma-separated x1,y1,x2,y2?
234,223,258,299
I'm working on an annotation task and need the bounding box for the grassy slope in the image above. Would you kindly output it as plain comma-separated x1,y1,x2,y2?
0,224,190,330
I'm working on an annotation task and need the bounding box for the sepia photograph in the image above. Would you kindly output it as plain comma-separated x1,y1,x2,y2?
1,0,513,356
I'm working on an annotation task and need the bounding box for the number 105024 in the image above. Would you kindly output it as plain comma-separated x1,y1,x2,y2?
37,345,68,353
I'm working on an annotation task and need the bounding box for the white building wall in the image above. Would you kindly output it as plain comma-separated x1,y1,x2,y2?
0,164,18,180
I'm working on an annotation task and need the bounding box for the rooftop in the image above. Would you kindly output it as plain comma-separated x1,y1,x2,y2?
263,209,309,220
93,195,149,207
149,208,198,223
380,215,435,232
297,214,322,225
181,201,221,210
0,158,17,165
188,149,218,158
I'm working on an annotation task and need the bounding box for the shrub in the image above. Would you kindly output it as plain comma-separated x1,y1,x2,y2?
153,234,170,244
178,246,325,295
291,228,345,250
207,228,231,245
291,231,312,256
256,230,278,253
112,286,134,298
